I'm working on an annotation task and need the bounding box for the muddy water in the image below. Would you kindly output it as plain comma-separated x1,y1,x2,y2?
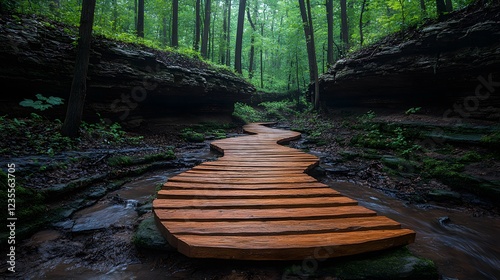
322,176,500,280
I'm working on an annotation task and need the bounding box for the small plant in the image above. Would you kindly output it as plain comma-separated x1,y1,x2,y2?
405,107,421,115
108,155,134,166
180,128,205,142
19,94,64,111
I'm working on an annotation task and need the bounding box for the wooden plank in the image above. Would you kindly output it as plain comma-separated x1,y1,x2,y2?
152,122,416,261
153,196,358,209
162,181,331,190
157,188,342,199
154,205,377,221
168,175,318,184
161,216,402,236
175,229,416,260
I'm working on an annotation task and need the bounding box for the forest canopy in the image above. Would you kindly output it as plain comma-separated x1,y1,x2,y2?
0,0,475,92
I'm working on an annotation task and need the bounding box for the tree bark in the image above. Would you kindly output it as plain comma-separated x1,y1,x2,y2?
137,0,144,38
61,0,96,137
226,0,232,67
420,0,427,17
436,0,447,17
172,0,179,47
246,5,257,80
359,0,367,47
445,0,453,12
201,0,211,58
340,0,349,53
235,0,247,74
194,0,201,51
326,0,334,67
298,0,319,109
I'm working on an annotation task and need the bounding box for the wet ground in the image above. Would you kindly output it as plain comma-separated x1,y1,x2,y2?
1,112,499,279
2,134,499,280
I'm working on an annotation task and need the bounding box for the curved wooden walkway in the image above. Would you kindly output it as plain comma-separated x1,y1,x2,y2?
153,123,415,260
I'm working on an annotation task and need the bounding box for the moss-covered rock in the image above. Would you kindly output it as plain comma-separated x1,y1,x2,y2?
133,216,173,251
318,247,439,280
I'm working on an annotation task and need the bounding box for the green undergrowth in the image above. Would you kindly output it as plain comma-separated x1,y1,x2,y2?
0,171,47,246
180,121,237,142
0,114,144,156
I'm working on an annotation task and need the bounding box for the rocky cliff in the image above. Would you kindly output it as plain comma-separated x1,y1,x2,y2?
0,14,255,123
318,1,500,120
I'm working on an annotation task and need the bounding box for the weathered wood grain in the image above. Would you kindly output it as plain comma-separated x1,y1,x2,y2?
153,122,415,260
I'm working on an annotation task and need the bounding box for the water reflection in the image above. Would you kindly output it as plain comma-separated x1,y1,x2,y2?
323,177,500,280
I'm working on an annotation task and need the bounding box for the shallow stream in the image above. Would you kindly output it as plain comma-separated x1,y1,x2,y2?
8,142,500,280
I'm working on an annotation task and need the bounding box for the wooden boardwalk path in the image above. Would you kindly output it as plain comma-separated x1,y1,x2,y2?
153,123,415,260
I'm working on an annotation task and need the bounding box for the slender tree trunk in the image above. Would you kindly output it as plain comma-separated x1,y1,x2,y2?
359,0,367,47
436,0,447,17
445,0,453,12
226,0,231,67
398,0,405,25
61,0,96,137
221,2,228,64
260,22,264,88
246,5,257,80
298,0,319,110
420,0,427,17
172,0,179,47
112,0,118,32
210,11,217,61
162,16,168,46
340,0,349,54
194,0,201,50
201,0,211,58
137,0,144,37
326,0,334,67
235,0,247,74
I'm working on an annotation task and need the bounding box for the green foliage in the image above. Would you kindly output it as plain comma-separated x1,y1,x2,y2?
0,171,46,228
405,107,422,115
80,117,143,145
351,111,422,158
108,155,134,166
144,149,176,162
258,100,297,121
233,102,265,123
180,128,205,143
19,94,64,111
421,158,466,185
481,131,500,147
459,151,482,162
0,115,73,156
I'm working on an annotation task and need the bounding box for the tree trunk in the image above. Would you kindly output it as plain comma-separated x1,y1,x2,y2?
436,0,447,17
359,0,367,47
201,0,211,58
137,0,144,38
226,0,232,67
298,0,319,110
112,0,118,32
235,0,247,74
260,22,264,88
162,16,168,46
326,0,334,67
246,5,257,80
172,0,179,47
61,0,96,137
420,0,427,17
340,0,349,54
221,2,228,64
194,0,201,51
445,0,453,12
